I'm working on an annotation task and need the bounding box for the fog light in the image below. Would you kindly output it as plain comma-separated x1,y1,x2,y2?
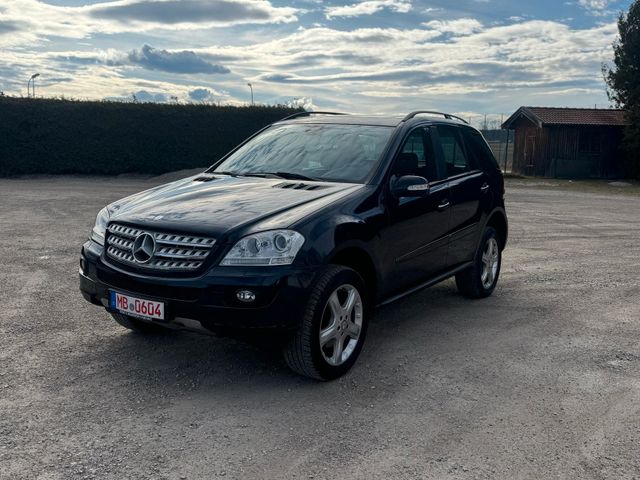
80,258,87,274
236,290,256,303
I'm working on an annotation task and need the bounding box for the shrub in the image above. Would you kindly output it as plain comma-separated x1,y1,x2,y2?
0,97,301,176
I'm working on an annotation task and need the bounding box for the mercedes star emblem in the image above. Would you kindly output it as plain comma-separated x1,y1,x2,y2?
132,233,156,263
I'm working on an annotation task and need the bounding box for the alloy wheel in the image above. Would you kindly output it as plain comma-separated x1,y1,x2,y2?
319,284,363,366
481,237,500,289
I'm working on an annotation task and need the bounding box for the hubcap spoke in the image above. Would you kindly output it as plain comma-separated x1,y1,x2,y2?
343,289,357,316
331,337,344,365
319,321,338,346
347,321,361,337
328,292,342,317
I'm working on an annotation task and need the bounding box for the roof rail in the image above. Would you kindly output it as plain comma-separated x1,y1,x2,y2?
279,111,348,122
403,111,469,124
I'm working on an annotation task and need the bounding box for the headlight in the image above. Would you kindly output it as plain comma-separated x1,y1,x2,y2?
220,230,305,266
90,206,112,245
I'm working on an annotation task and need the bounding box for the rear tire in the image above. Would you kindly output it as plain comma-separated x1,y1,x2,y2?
455,226,502,299
284,265,369,381
110,313,169,334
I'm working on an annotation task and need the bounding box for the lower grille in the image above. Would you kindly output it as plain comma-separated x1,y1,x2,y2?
106,223,216,272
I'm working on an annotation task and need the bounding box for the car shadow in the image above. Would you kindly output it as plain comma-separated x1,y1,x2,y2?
68,278,500,396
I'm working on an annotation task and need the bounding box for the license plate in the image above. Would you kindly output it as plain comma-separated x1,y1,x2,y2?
110,291,165,321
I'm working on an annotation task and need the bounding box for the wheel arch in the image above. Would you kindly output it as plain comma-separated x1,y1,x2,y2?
327,245,379,305
485,208,508,250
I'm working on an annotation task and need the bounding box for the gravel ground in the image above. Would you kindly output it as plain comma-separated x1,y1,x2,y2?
1,175,639,480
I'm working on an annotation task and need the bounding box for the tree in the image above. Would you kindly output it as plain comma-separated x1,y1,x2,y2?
604,0,640,178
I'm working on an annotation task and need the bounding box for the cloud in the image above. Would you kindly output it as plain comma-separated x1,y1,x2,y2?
578,0,611,10
259,62,542,86
188,87,224,101
0,21,20,35
579,0,609,6
0,0,299,47
279,52,383,68
53,50,125,68
115,87,227,103
285,97,317,111
52,45,230,75
127,45,230,74
577,0,614,16
325,0,411,19
244,20,616,101
422,18,484,36
0,15,619,117
105,90,170,103
132,90,168,102
89,0,298,26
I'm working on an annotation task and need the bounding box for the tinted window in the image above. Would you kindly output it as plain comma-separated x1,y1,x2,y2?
463,129,500,170
212,124,393,183
437,126,473,177
393,128,438,181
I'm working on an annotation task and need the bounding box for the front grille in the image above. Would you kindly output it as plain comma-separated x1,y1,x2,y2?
105,223,216,272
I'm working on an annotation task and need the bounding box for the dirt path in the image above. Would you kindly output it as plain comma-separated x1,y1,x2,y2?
1,176,639,479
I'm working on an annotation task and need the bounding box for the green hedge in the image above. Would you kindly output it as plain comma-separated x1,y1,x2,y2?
0,97,301,176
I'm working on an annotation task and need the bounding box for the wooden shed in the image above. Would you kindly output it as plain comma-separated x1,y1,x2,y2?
502,107,628,178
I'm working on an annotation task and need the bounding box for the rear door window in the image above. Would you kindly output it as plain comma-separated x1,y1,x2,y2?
437,125,474,177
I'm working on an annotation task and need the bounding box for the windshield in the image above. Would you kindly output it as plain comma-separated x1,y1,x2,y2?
211,124,393,183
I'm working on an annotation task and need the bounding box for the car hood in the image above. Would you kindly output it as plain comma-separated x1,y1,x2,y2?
110,174,362,238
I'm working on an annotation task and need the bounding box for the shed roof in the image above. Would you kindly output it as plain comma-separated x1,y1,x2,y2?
502,107,628,129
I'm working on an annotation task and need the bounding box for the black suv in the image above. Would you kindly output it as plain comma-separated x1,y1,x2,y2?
80,111,507,380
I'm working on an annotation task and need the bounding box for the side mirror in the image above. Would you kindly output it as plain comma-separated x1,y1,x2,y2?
391,175,430,198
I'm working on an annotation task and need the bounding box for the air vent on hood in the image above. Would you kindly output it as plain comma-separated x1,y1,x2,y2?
273,182,327,191
193,175,218,182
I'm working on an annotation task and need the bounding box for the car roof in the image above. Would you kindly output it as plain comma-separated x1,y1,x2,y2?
274,113,471,129
275,114,402,127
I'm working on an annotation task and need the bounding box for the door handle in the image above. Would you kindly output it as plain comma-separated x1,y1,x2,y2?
481,183,490,193
437,199,451,212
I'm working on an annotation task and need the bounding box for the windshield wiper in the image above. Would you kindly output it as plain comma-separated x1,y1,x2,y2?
265,171,319,181
214,170,242,177
217,171,320,181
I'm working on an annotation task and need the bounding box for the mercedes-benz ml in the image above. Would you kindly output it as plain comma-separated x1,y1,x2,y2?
79,111,508,380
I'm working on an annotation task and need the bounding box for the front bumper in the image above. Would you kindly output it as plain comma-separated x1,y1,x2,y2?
79,240,317,334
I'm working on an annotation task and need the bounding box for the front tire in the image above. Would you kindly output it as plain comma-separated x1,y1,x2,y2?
455,226,502,299
284,265,369,381
110,312,169,334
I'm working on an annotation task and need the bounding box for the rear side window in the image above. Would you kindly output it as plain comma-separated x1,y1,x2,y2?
463,129,500,171
437,126,473,177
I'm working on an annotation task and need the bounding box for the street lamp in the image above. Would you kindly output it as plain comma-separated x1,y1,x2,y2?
27,73,40,98
247,83,254,105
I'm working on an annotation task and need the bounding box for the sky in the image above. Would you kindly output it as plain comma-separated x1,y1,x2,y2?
0,0,633,125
